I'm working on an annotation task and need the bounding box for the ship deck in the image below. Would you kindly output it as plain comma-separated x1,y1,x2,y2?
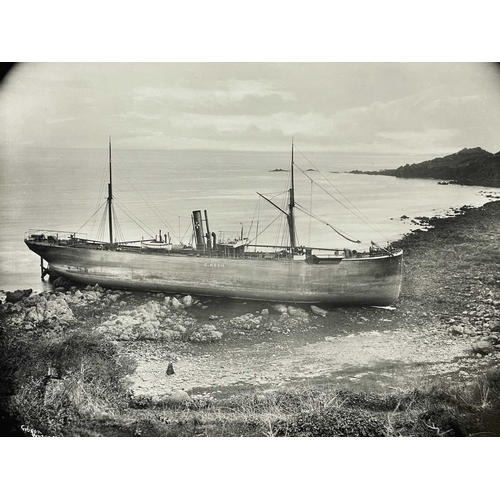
24,231,398,264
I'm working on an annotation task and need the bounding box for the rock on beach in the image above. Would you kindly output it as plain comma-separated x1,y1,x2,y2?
311,305,328,317
472,340,493,355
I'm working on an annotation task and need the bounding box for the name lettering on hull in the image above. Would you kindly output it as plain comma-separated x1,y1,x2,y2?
204,262,225,268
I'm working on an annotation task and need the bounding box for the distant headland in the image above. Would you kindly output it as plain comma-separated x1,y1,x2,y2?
348,147,500,188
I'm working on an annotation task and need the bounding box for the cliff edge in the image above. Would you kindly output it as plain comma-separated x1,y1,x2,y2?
394,147,500,187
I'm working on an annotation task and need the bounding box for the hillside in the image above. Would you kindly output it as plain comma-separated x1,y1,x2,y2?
350,147,500,187
394,147,500,186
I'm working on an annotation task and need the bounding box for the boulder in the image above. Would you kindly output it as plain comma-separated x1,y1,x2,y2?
472,340,493,355
287,306,309,319
44,296,75,323
490,320,500,333
273,304,288,314
159,329,180,341
230,313,261,331
182,295,193,307
168,389,192,405
95,300,166,340
53,277,73,289
311,305,328,317
450,325,465,336
171,297,182,309
190,323,223,341
261,308,269,316
5,289,32,304
11,292,75,326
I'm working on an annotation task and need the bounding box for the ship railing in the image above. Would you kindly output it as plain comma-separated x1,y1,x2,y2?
217,230,249,246
25,229,89,246
248,244,346,255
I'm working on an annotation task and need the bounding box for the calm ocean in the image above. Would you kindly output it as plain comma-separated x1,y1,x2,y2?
1,146,499,292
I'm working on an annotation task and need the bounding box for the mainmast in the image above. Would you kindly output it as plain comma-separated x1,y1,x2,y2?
107,136,113,244
288,138,296,249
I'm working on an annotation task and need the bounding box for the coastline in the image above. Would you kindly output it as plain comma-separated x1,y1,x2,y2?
1,200,500,436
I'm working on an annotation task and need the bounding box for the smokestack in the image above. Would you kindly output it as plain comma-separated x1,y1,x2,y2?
192,210,205,250
204,210,211,250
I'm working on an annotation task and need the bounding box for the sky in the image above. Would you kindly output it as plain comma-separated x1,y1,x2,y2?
2,62,500,155
1,62,500,155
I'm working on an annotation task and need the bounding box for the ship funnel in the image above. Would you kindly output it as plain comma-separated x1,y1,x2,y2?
192,210,205,250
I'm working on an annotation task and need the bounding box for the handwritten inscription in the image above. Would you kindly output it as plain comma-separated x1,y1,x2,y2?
204,262,225,268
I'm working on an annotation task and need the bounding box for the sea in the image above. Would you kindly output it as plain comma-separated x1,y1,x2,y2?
1,146,499,293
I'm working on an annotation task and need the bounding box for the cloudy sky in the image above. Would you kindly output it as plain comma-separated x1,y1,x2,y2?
1,62,500,155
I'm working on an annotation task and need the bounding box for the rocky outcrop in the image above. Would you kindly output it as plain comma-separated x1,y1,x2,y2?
408,148,500,187
4,291,75,328
1,286,223,344
350,148,500,188
5,289,32,304
229,313,264,331
93,297,219,342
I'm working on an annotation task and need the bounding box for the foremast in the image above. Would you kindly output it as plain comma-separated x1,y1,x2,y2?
288,138,296,251
107,136,113,244
256,138,298,254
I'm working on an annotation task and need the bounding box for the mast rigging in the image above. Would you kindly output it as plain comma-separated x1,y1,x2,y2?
107,136,113,244
288,138,296,250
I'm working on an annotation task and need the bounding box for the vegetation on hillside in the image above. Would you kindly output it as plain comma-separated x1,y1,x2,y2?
0,317,136,436
350,147,500,187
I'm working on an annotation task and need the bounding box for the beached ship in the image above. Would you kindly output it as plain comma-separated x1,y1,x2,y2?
25,140,403,305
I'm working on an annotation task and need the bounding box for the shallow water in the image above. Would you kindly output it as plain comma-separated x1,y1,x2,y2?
1,146,499,292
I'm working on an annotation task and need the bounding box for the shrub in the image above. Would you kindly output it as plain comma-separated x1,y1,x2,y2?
0,318,137,436
274,406,386,437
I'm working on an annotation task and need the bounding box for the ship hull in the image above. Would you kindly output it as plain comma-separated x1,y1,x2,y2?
26,242,403,305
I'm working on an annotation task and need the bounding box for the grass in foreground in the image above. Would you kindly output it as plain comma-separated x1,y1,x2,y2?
2,306,500,437
65,369,500,437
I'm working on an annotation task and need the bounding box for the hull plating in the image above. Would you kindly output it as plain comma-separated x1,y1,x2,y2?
26,242,403,305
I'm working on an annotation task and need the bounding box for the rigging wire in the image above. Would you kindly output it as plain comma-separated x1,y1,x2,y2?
293,160,375,242
91,154,110,238
180,222,192,244
113,163,179,241
293,145,389,241
255,198,261,249
245,197,261,240
246,213,282,246
76,200,108,236
114,199,156,238
111,149,180,242
96,204,108,242
113,186,190,220
275,173,290,247
308,180,313,247
295,203,361,244
112,204,126,243
260,190,288,200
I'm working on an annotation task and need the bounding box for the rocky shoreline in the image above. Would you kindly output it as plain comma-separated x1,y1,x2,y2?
347,147,500,188
1,201,500,412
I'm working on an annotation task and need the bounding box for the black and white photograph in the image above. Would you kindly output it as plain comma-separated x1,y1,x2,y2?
2,59,500,437
1,2,499,496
